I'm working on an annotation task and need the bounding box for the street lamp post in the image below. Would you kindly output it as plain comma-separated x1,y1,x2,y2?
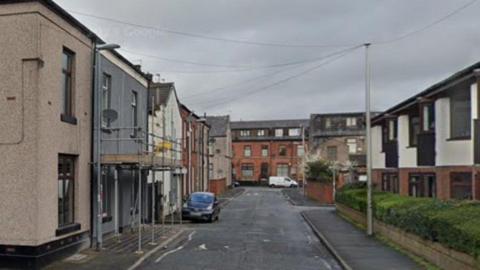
364,43,373,236
95,43,120,251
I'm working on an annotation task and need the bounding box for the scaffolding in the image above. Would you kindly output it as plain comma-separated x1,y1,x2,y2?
96,107,183,254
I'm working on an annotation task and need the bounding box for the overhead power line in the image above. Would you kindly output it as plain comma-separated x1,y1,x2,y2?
189,45,362,109
180,45,362,100
375,0,478,44
70,10,355,48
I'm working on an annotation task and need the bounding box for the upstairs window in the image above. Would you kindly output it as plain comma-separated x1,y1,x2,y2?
279,145,287,156
450,91,471,139
347,139,357,154
327,146,337,160
61,48,75,121
261,145,269,157
257,130,265,136
131,91,138,137
240,130,250,137
288,128,300,136
275,129,283,137
422,103,435,132
101,74,112,127
297,145,305,156
346,117,357,127
409,116,420,146
244,146,252,157
325,118,331,128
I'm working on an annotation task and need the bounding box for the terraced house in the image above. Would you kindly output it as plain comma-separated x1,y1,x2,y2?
231,119,309,183
372,62,480,200
0,0,97,267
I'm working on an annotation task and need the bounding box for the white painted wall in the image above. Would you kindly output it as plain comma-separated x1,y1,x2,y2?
435,96,473,166
398,115,417,168
372,125,386,169
147,90,183,217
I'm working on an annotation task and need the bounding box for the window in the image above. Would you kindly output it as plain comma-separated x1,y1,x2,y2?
261,145,269,157
275,129,283,137
61,48,75,121
277,164,289,176
58,155,75,227
279,145,287,156
346,117,357,127
388,119,397,141
450,91,471,139
288,128,300,136
241,163,254,178
244,146,252,157
409,116,420,146
327,146,337,161
240,130,250,137
325,118,331,128
409,174,436,198
101,169,111,218
257,130,265,136
297,145,305,157
101,74,112,127
382,173,399,193
450,172,472,200
422,103,435,132
131,91,138,137
347,139,357,154
209,163,214,178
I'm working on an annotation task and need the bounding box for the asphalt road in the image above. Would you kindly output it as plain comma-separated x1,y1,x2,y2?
137,187,341,270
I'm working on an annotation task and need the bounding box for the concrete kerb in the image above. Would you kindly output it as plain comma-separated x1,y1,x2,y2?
127,228,186,270
301,212,353,270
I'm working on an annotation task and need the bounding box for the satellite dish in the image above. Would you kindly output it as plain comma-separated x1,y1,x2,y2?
103,109,118,123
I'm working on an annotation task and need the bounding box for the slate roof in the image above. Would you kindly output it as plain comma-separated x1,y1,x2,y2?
231,119,309,130
206,116,230,137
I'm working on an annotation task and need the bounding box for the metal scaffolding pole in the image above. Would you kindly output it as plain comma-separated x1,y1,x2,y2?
136,166,143,254
365,43,374,236
114,168,119,239
150,99,157,245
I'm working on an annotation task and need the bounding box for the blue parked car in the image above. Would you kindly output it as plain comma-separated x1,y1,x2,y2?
182,192,220,222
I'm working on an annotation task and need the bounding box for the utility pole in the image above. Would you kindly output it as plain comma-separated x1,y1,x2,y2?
94,43,120,251
365,43,373,236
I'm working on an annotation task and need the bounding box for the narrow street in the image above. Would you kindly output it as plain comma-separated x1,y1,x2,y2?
137,187,341,270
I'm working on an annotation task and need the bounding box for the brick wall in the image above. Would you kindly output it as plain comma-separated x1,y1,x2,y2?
209,178,227,196
306,181,334,204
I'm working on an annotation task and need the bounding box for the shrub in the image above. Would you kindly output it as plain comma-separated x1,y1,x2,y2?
336,187,480,258
305,159,332,183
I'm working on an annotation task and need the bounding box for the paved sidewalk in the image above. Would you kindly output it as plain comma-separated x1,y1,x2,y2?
45,225,185,270
302,208,422,270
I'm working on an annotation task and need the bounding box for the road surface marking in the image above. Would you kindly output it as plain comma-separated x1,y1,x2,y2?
155,246,183,263
155,230,196,264
198,244,207,250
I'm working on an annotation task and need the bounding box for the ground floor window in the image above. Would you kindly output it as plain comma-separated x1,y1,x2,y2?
409,173,436,198
102,168,112,219
450,172,472,200
277,164,289,177
382,173,399,193
241,163,254,178
58,155,75,227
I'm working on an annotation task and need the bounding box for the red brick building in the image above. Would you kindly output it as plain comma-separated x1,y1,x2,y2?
180,104,210,198
231,119,309,183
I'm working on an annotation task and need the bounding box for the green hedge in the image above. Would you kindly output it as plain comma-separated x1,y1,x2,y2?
336,187,480,258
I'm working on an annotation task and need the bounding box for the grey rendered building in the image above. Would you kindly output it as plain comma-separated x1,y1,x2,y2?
206,116,233,194
92,51,151,240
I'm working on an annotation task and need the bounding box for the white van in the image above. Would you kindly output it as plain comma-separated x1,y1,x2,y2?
268,176,298,188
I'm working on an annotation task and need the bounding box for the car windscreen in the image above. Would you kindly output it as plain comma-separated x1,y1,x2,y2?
190,194,214,203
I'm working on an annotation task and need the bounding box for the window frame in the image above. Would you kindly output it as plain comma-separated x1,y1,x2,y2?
409,115,420,147
243,145,252,157
240,130,251,137
61,48,76,124
261,145,269,157
288,128,301,136
257,129,265,136
58,155,75,228
450,172,472,200
326,145,337,161
279,145,287,156
275,129,283,137
241,163,254,178
131,91,138,137
101,73,112,128
297,145,305,157
449,90,471,140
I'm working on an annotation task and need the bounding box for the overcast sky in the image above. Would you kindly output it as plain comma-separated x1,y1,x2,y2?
57,0,480,121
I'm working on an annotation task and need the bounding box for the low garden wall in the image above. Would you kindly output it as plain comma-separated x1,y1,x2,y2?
336,186,480,270
306,181,333,204
208,178,227,195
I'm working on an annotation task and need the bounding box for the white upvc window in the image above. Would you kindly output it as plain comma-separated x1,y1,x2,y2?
289,128,300,136
275,129,283,137
347,138,357,154
346,117,357,127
